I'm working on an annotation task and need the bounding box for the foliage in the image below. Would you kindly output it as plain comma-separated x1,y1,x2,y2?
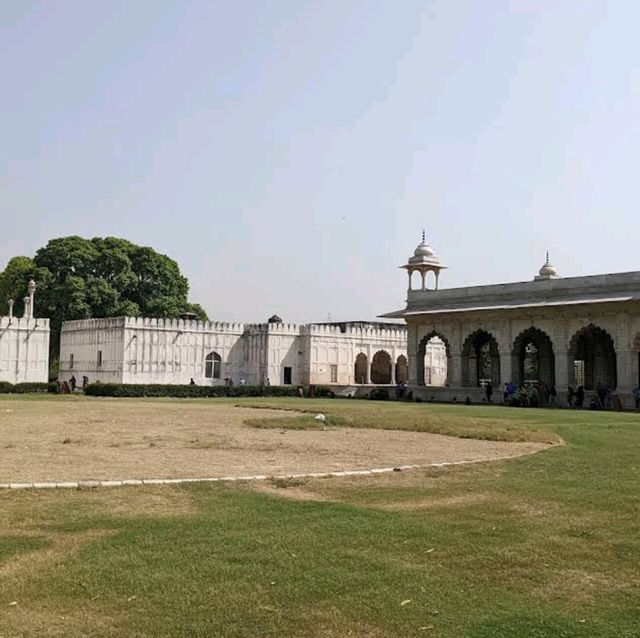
0,381,57,394
83,383,302,398
0,256,48,316
505,386,540,408
0,236,208,356
368,387,390,400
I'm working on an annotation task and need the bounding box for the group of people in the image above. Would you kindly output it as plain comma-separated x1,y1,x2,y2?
62,375,89,393
501,381,558,406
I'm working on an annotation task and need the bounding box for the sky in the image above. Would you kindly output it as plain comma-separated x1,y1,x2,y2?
1,0,639,322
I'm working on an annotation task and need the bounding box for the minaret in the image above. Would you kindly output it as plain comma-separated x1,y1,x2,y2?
7,299,14,321
27,279,36,318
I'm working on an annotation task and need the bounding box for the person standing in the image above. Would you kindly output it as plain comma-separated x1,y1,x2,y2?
633,385,640,409
486,381,493,403
576,385,585,408
69,375,77,392
549,384,557,407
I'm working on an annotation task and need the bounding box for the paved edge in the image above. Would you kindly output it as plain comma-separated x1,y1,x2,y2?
0,448,547,490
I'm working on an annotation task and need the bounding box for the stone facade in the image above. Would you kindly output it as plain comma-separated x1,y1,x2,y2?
0,284,50,383
59,317,408,387
383,237,640,408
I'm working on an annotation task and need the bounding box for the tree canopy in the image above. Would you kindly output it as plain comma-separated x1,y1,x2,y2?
0,236,208,354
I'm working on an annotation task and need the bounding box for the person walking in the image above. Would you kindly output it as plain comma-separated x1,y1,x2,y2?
69,375,77,392
485,381,493,403
633,385,640,409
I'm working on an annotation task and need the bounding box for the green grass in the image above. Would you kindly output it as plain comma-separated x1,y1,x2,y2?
238,397,560,443
246,412,347,430
0,399,639,637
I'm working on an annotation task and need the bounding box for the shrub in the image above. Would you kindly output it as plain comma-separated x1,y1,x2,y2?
505,386,539,408
0,381,54,394
368,388,390,401
83,383,303,399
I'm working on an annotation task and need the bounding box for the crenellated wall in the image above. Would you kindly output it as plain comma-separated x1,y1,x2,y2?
0,316,50,383
58,317,408,387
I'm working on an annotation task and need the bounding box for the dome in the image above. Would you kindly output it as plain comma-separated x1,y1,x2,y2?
534,252,559,280
408,231,441,266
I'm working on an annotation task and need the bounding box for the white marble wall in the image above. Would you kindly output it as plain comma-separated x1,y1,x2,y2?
59,317,408,387
0,316,50,383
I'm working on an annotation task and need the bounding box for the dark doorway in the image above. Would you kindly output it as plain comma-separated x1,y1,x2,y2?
461,330,500,387
283,367,292,385
512,327,555,387
568,325,616,390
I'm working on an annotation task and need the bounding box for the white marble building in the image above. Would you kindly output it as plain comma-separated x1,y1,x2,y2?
59,316,408,387
0,281,50,383
383,235,640,407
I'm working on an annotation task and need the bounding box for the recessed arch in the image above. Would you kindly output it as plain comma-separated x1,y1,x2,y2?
354,352,368,384
511,327,555,387
205,351,222,379
568,324,616,390
461,330,500,387
395,354,408,384
417,331,450,386
371,350,392,384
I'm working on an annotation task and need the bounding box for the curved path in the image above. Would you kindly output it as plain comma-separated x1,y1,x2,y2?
0,400,550,488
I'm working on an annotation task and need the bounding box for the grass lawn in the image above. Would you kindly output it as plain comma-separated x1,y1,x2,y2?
0,397,639,637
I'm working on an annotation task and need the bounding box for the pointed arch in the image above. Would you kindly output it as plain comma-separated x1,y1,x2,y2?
395,354,408,384
417,331,450,386
371,350,392,384
354,352,368,384
512,327,555,386
461,330,500,387
205,351,222,379
568,324,616,390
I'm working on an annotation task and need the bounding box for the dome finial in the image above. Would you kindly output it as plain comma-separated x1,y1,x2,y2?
422,229,426,243
535,251,559,281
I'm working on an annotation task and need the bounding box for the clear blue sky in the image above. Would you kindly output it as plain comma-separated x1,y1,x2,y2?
1,1,639,322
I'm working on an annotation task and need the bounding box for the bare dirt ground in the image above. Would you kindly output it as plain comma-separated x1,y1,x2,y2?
0,398,548,482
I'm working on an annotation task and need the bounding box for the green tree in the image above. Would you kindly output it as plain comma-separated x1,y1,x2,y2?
1,236,208,357
0,256,50,316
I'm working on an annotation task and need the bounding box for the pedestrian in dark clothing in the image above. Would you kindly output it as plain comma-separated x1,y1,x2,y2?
596,382,607,408
486,382,493,403
567,386,575,407
70,375,77,392
576,385,585,408
549,385,557,407
82,376,89,389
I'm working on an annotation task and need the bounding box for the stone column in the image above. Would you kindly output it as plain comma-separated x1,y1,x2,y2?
499,350,512,387
555,347,569,394
616,349,633,395
366,361,371,384
407,323,419,386
391,359,396,385
449,347,462,387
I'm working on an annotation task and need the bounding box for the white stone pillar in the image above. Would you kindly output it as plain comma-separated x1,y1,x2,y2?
449,347,462,387
499,350,512,387
420,271,426,291
616,349,632,393
407,323,419,386
555,348,569,393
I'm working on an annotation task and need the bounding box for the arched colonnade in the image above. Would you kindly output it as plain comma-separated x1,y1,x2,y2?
413,323,627,393
353,351,408,385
